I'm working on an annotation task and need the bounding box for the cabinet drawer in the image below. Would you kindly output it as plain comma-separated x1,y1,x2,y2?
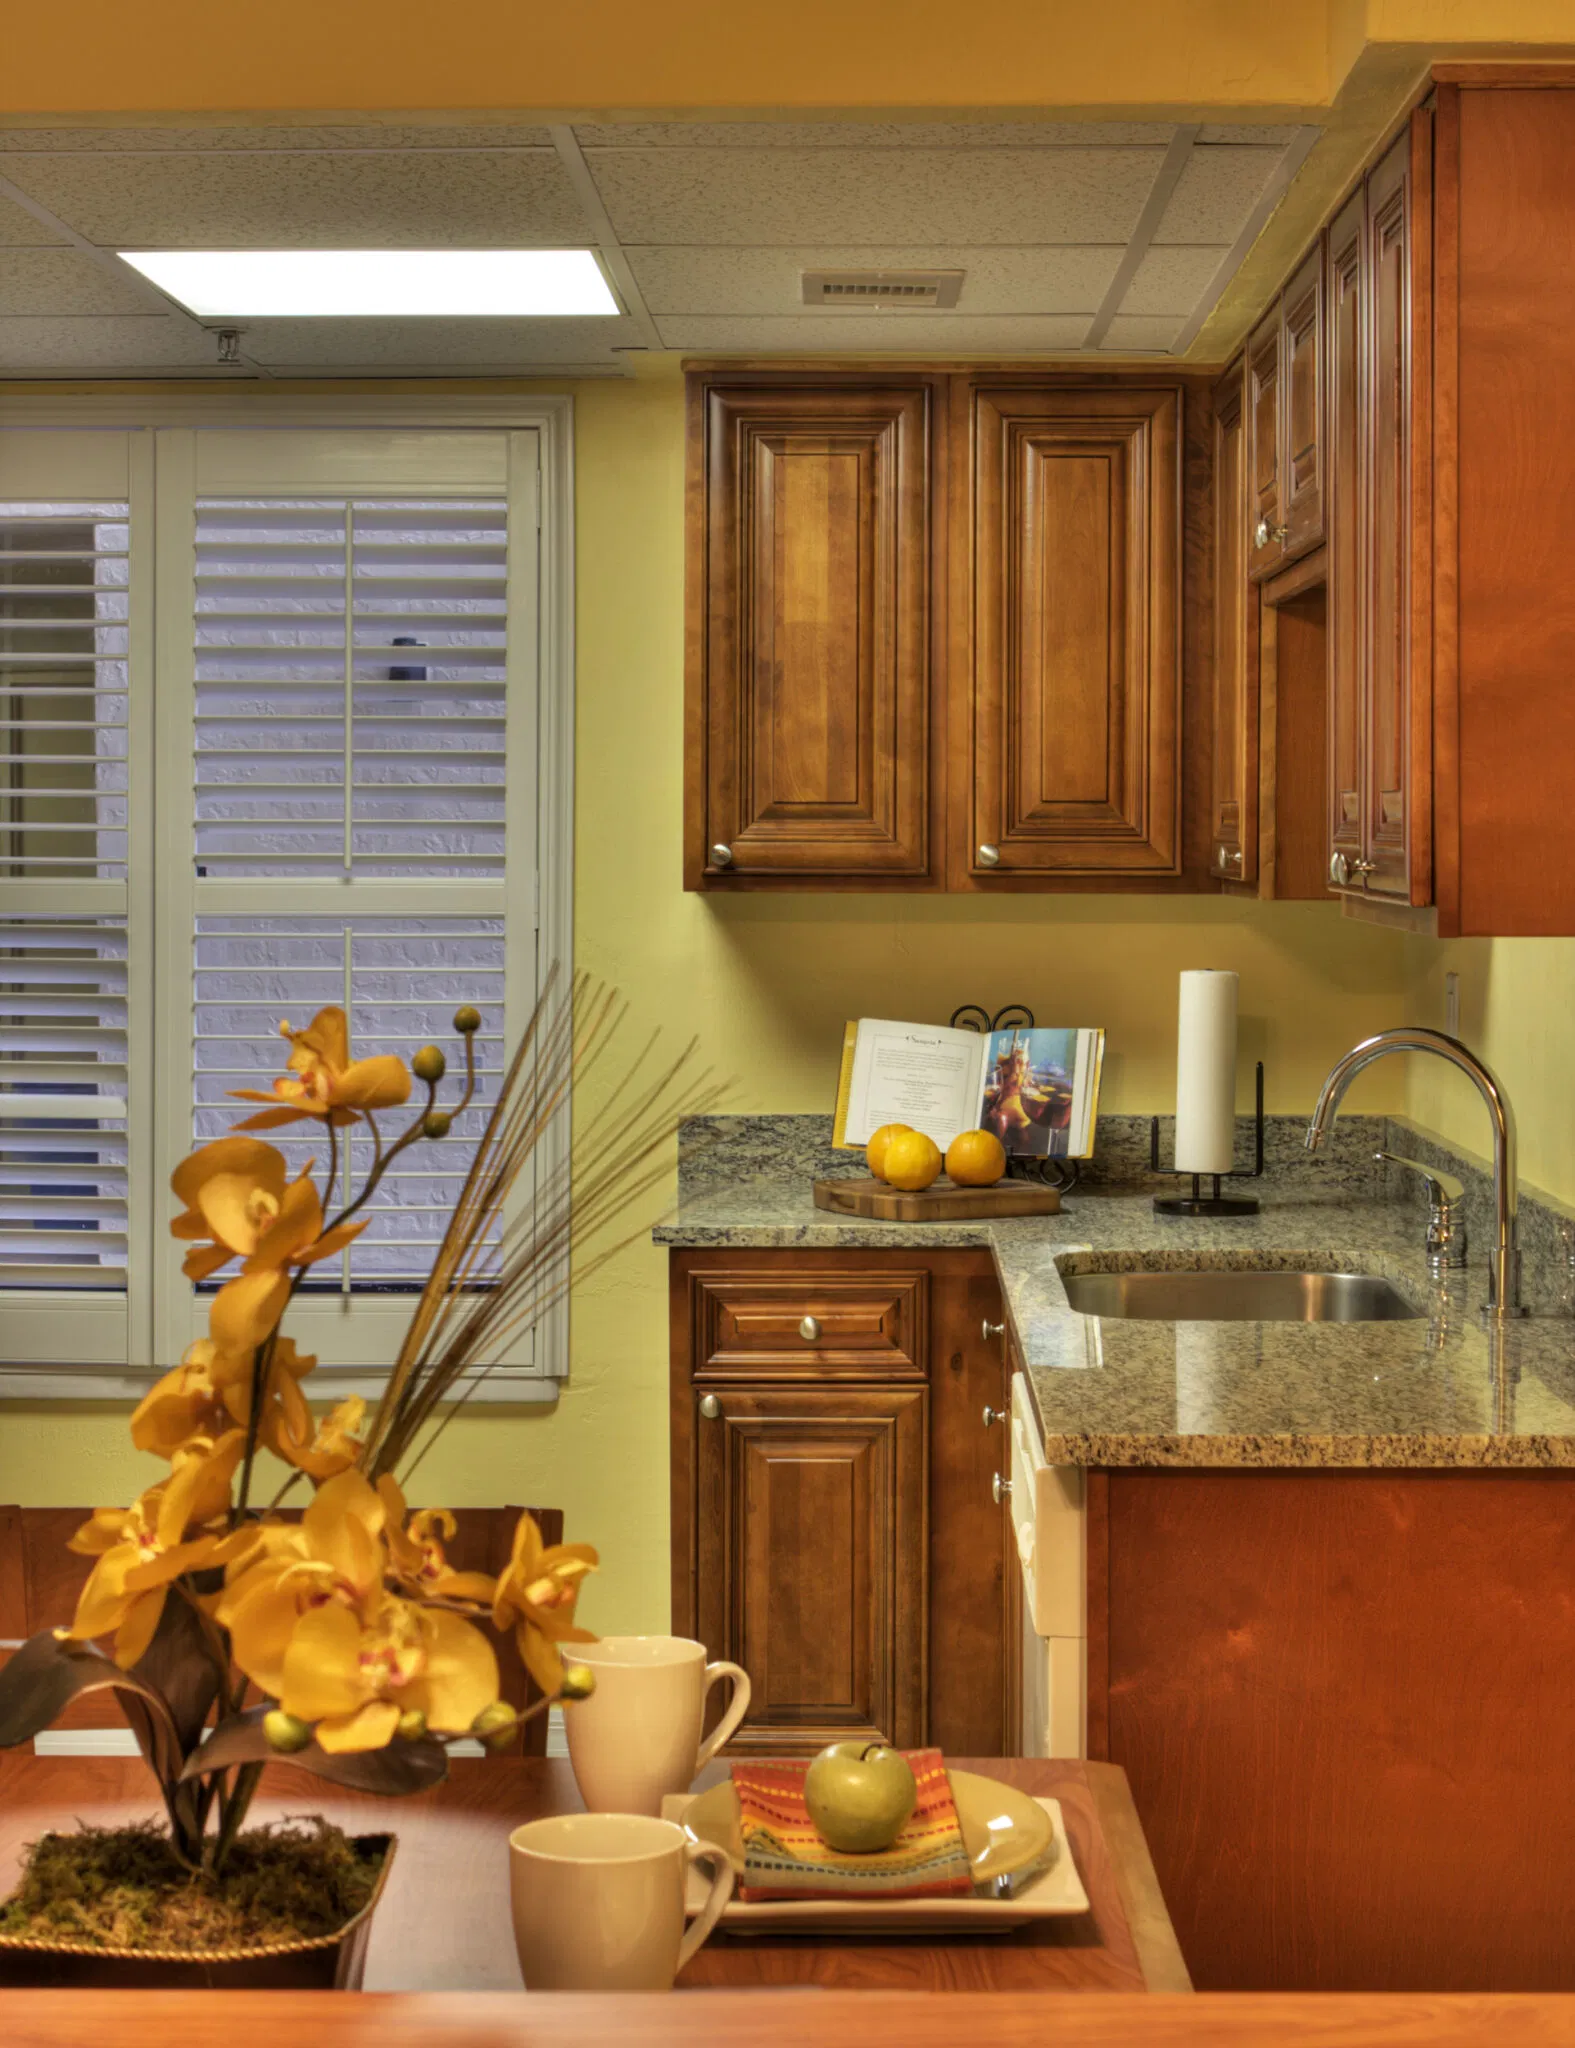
689,1270,927,1379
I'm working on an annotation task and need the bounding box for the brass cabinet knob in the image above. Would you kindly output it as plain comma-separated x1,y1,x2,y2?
992,1472,1013,1505
699,1394,721,1420
977,843,1002,867
982,1318,1005,1342
1351,857,1378,876
798,1315,822,1342
1254,515,1289,548
710,843,734,869
982,1404,1005,1428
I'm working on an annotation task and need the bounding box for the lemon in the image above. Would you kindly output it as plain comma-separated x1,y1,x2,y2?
945,1129,1007,1186
866,1122,914,1181
882,1129,943,1192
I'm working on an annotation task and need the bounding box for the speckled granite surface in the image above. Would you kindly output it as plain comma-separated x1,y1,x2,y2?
659,1116,1575,1470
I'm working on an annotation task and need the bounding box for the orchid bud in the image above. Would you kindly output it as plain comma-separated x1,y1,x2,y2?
559,1664,597,1702
263,1709,312,1753
396,1708,428,1742
471,1700,519,1750
453,1006,482,1035
412,1045,446,1084
422,1109,452,1139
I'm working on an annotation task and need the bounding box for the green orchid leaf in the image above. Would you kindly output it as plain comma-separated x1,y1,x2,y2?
182,1704,452,1795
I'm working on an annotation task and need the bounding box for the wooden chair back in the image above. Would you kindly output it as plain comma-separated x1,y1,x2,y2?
0,1502,561,1755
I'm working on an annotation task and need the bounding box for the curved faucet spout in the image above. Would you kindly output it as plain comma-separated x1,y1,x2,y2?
1305,1027,1520,1316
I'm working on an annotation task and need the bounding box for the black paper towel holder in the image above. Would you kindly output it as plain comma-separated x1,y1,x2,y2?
1149,1060,1265,1216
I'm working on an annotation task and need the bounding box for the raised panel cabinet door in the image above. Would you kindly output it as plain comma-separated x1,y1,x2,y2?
690,382,935,884
694,1385,928,1754
967,384,1181,878
1246,308,1285,579
1280,242,1326,559
1210,359,1258,885
1325,185,1367,892
1364,134,1419,903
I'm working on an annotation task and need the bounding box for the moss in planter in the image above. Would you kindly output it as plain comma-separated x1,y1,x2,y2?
0,1819,382,1953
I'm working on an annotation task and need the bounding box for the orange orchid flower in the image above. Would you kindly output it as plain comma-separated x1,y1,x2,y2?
230,1006,410,1131
376,1475,498,1608
130,1335,318,1462
491,1512,598,1695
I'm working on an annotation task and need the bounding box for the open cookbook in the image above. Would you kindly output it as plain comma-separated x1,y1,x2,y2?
832,1018,1105,1161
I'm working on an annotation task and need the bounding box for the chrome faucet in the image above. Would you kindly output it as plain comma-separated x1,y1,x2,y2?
1305,1028,1522,1317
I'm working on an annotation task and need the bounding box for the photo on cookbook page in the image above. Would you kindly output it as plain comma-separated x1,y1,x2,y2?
980,1027,1085,1158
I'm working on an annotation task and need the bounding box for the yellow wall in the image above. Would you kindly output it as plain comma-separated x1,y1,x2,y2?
0,376,1418,1639
1404,939,1575,1207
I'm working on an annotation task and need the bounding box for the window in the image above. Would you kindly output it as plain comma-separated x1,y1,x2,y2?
0,406,573,1397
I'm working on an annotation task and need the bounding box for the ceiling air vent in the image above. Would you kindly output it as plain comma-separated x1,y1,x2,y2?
800,268,964,309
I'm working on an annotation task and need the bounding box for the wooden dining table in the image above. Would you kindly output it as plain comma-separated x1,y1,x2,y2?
0,1750,1190,1994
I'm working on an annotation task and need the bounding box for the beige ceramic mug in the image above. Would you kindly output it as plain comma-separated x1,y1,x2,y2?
567,1634,751,1817
508,1812,733,1991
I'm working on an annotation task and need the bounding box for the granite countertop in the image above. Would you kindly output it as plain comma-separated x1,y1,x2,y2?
656,1117,1575,1470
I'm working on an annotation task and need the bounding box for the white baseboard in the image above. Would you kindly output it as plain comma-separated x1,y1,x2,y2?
35,1715,570,1760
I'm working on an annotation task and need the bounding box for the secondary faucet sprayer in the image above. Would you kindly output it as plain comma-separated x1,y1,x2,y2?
1305,1027,1521,1318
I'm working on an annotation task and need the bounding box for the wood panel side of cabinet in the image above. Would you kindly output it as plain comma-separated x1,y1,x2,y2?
957,382,1183,881
1100,1468,1575,1993
684,377,942,888
1246,309,1284,580
1258,561,1332,901
1444,84,1575,934
1325,184,1367,892
1209,359,1257,886
1280,242,1326,560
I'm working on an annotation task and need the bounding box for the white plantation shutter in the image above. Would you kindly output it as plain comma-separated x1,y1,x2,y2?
0,438,155,1374
155,429,546,1378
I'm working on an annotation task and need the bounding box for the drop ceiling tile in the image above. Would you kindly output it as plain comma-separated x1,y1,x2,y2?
1118,244,1230,317
1150,144,1285,245
0,150,589,247
240,315,640,367
1098,313,1184,352
0,124,552,151
2,247,155,314
0,316,217,368
573,120,1175,149
654,313,1093,352
586,146,1164,247
0,193,64,246
628,244,1121,316
1196,124,1308,146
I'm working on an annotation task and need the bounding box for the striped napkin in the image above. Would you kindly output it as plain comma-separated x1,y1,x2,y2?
731,1750,973,1901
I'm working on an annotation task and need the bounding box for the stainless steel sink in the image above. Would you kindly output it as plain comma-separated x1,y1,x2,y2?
1060,1269,1421,1323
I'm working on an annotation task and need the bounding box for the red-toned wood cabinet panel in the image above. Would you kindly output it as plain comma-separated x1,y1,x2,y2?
1280,242,1325,560
964,383,1182,879
1325,183,1367,894
1246,310,1284,581
687,381,938,886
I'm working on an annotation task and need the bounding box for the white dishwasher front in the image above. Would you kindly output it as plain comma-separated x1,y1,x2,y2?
1010,1370,1087,1757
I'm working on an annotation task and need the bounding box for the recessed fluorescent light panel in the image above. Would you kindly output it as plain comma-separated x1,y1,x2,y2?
117,248,620,317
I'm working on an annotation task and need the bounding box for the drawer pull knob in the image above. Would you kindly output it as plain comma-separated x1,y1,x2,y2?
710,843,734,868
992,1472,1013,1505
699,1394,721,1420
798,1315,822,1342
977,843,1002,868
982,1318,1005,1342
983,1404,1005,1428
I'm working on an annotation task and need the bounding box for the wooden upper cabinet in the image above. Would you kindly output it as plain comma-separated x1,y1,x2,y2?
1326,183,1367,893
1246,311,1284,579
1210,359,1257,885
693,1384,927,1754
1363,129,1425,904
962,383,1182,881
1280,243,1326,559
686,381,937,886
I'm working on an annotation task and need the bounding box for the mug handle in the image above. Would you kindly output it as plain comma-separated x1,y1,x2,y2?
676,1840,735,1974
694,1659,752,1770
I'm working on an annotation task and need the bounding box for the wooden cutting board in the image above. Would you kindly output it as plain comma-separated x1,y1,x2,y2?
813,1175,1061,1221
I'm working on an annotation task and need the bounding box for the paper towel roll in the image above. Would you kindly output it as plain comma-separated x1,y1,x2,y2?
1174,970,1238,1174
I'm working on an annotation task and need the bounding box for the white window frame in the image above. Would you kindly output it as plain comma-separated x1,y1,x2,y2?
0,391,575,1404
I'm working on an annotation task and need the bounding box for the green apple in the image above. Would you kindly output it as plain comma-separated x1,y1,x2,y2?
804,1741,918,1853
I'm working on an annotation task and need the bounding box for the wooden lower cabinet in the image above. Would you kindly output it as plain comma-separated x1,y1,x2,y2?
672,1249,1011,1757
1087,1467,1575,1993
